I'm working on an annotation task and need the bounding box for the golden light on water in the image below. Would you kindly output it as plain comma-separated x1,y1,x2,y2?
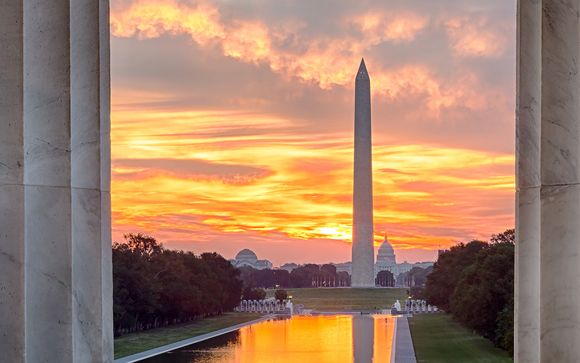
164,315,396,363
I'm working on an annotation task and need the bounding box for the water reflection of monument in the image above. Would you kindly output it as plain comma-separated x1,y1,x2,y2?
352,315,374,363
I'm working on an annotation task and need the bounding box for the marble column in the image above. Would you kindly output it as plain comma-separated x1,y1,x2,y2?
540,0,580,361
100,0,114,359
0,0,112,361
0,1,25,362
515,0,541,362
24,0,74,360
70,0,113,361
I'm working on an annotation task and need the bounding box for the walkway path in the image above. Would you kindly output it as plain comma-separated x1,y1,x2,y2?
392,316,417,363
114,315,272,363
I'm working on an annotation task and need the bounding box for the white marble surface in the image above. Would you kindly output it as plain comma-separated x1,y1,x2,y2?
71,0,101,191
541,0,580,186
23,1,74,361
352,59,375,287
0,1,25,362
70,3,108,360
515,1,541,362
541,184,580,362
23,0,71,189
73,188,104,361
515,187,540,363
0,0,24,186
0,185,25,362
0,0,114,361
100,2,114,359
516,0,541,190
540,1,580,361
25,186,73,362
101,192,114,362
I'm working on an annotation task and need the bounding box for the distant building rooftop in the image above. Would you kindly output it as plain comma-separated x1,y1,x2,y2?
230,249,272,270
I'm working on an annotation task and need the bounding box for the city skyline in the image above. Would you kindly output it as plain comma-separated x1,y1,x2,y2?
110,0,515,265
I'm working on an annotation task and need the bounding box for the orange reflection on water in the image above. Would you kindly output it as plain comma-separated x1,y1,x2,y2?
374,315,395,361
206,315,394,363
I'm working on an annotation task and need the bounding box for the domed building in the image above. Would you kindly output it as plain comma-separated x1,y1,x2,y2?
230,249,273,270
331,234,435,284
375,235,397,276
235,249,258,263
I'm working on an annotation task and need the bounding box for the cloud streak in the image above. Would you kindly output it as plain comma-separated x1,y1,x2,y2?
111,107,514,254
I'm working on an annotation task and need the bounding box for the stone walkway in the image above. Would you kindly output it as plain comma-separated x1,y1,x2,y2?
114,315,272,363
392,316,417,363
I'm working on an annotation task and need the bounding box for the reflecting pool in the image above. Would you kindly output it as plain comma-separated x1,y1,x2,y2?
142,314,395,363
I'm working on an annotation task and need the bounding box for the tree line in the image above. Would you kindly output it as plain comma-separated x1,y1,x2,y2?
423,229,514,353
239,263,351,288
240,263,397,288
113,233,242,336
396,265,432,298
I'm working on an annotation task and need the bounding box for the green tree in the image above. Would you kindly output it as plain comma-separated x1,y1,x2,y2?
422,229,515,353
274,289,288,302
451,241,514,344
112,234,243,336
495,296,514,354
375,270,395,287
490,229,515,245
242,287,266,300
424,240,487,312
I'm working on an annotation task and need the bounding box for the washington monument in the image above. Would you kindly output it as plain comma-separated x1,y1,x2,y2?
351,59,375,287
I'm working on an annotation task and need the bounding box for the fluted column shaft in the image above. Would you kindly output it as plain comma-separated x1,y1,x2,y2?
0,1,25,361
515,0,541,362
540,0,580,362
0,0,112,361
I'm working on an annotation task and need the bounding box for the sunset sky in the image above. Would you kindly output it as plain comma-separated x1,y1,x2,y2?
110,0,516,265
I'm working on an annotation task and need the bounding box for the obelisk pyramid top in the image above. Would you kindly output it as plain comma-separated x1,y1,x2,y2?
356,58,369,81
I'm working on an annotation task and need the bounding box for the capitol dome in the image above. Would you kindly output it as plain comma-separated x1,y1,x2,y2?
376,236,396,266
235,249,258,262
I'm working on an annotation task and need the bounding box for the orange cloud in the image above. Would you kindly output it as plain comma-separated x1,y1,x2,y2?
111,0,224,42
110,0,497,114
351,11,429,43
111,107,514,253
444,17,508,58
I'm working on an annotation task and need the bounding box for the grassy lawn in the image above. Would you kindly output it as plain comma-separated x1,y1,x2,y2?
268,288,408,311
114,312,261,359
409,314,513,363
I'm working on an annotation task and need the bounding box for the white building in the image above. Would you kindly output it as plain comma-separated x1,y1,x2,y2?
230,249,273,270
332,235,434,279
374,235,397,276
